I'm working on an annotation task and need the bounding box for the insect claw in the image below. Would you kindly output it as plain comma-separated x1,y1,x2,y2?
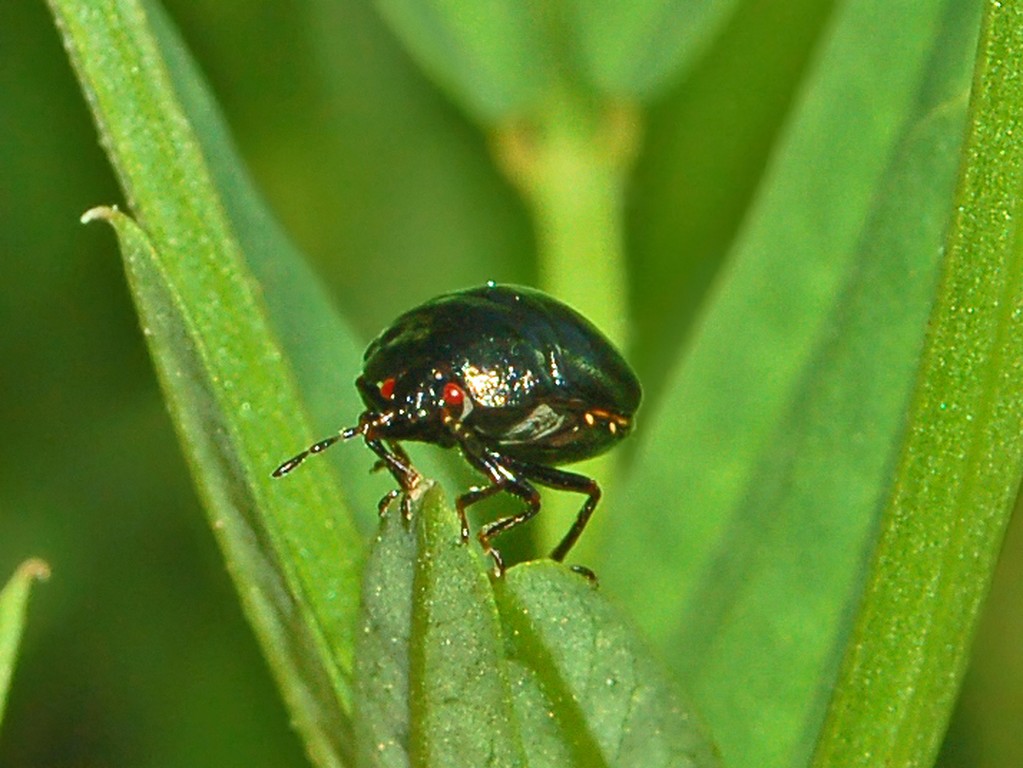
569,564,599,585
487,548,506,578
377,488,401,517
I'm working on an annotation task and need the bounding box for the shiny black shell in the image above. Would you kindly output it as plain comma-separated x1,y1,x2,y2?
356,283,641,465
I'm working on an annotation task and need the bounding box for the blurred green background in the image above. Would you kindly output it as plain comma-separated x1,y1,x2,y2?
1,1,1020,766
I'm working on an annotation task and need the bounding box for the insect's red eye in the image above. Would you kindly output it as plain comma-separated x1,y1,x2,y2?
379,377,396,400
442,381,465,406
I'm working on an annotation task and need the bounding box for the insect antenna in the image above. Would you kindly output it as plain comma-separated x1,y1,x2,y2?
271,424,364,478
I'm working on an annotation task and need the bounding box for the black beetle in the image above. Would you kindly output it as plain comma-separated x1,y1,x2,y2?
273,282,641,573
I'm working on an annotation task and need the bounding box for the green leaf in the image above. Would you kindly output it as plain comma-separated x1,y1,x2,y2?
355,485,718,767
142,0,463,528
497,563,720,768
568,0,742,98
371,0,743,119
47,0,367,762
354,483,526,767
352,498,416,768
60,0,399,528
594,0,982,765
626,0,837,402
83,207,356,766
0,559,49,733
140,1,379,511
811,2,1023,764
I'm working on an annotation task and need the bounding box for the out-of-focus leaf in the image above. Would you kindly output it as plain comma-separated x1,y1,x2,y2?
596,0,981,765
371,0,547,121
370,0,741,117
0,560,49,733
355,485,718,767
811,2,1023,764
568,0,741,98
627,0,838,406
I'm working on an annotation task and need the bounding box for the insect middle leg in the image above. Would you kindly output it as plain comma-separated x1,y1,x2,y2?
456,440,541,574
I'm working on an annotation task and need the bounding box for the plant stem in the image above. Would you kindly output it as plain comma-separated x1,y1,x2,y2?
493,97,640,555
494,98,639,351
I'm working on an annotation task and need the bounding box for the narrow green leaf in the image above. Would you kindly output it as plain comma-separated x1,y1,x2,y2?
568,0,742,98
140,0,460,528
605,0,973,628
47,0,369,523
48,2,371,763
353,498,416,768
51,4,485,763
596,0,981,765
812,2,1023,764
354,483,525,768
48,0,375,516
83,207,356,766
47,0,373,749
0,559,49,733
410,487,526,768
372,0,547,121
627,0,838,401
140,1,380,514
497,563,720,768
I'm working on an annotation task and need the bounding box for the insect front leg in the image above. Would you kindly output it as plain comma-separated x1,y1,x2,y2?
364,437,420,518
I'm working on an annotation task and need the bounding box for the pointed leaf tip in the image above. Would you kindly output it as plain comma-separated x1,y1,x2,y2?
80,204,120,225
1,558,52,729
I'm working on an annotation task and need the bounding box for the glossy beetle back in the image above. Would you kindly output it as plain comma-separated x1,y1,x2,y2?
360,284,641,465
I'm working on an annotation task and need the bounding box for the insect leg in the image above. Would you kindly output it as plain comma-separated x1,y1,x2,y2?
474,486,541,575
455,434,540,575
505,459,601,563
363,437,417,486
364,437,420,519
453,484,502,542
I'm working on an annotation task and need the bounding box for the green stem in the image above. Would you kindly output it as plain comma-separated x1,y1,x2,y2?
494,99,639,350
493,98,640,556
811,3,1023,765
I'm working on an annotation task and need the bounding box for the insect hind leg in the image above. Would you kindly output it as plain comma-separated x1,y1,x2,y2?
506,459,601,563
